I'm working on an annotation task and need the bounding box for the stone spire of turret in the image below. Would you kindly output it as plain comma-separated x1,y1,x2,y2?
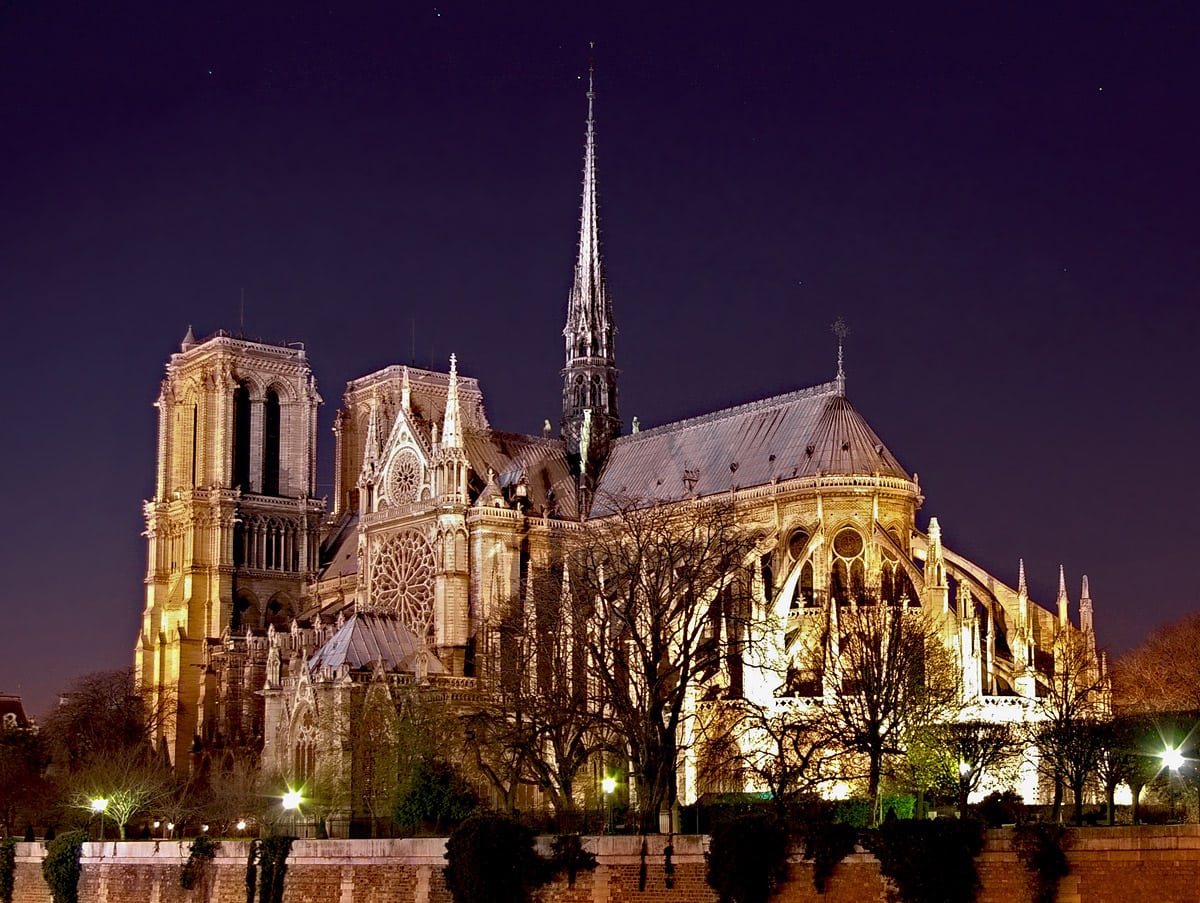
360,392,381,481
401,365,411,413
181,324,197,352
1080,575,1094,635
1057,564,1069,627
1017,558,1027,597
561,52,620,463
442,354,463,450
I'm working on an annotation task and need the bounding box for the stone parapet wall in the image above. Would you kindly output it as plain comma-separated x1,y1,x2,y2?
11,826,1200,903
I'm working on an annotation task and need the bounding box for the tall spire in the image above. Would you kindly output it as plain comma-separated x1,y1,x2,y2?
1080,575,1094,635
1057,564,1069,627
1017,558,1027,596
442,354,463,450
562,48,620,463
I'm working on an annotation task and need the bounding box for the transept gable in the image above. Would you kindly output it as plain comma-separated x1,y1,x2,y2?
378,406,434,508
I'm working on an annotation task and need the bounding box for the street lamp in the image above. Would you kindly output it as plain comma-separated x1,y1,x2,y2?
1161,747,1184,821
601,776,616,834
282,789,302,836
90,798,108,841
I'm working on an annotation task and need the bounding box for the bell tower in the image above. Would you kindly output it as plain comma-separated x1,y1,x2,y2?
134,328,323,767
561,62,620,475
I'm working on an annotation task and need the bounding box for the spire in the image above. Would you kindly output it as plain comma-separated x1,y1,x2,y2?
1017,558,1027,596
561,50,620,460
1057,564,1069,627
181,324,197,352
442,354,463,450
1080,575,1094,635
401,365,411,413
360,393,381,480
831,317,849,396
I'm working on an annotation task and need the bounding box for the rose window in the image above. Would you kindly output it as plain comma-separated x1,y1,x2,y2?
370,530,436,636
386,449,422,505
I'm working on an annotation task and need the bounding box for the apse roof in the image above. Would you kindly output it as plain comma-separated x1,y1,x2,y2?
307,611,444,675
592,382,908,514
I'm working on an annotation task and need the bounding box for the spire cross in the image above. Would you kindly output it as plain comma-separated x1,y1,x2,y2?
831,317,849,393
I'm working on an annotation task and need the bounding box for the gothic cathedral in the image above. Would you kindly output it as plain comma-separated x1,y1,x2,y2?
134,69,1101,818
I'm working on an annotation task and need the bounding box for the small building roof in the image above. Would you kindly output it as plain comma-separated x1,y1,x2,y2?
307,611,445,675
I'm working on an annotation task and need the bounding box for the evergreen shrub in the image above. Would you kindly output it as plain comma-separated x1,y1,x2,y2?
443,814,547,903
41,831,86,903
706,813,790,903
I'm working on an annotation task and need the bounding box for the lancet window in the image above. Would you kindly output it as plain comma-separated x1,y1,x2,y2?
262,389,281,496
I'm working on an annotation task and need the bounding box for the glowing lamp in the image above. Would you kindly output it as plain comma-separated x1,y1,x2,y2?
601,776,616,795
90,798,108,814
1162,747,1185,771
236,820,247,831
282,789,303,810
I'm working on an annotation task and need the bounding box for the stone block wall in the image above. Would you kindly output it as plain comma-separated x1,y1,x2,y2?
11,826,1200,903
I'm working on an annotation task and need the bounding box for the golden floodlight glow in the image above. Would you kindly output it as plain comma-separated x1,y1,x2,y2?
1161,747,1185,771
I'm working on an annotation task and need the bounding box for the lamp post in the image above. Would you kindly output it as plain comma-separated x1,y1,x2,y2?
601,776,616,835
957,762,972,819
1161,747,1184,822
282,789,302,836
90,798,108,841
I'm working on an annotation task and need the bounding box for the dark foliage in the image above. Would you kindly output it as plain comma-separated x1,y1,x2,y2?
179,835,219,890
443,814,548,903
394,761,479,833
706,813,791,903
1013,823,1070,903
801,821,858,893
867,818,984,903
637,837,647,892
0,837,17,903
244,839,258,903
973,791,1024,828
256,836,293,903
547,834,596,889
41,831,87,903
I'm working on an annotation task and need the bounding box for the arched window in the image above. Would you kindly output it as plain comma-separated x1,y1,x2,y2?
831,528,865,606
232,382,251,492
232,592,259,632
590,375,602,410
262,389,281,496
266,594,294,630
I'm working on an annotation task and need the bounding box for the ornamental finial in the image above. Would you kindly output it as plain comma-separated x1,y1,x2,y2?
832,316,849,395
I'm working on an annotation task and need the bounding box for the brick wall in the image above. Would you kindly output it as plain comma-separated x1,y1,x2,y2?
12,826,1200,903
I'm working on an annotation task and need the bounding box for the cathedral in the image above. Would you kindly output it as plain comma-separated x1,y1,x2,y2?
133,70,1101,824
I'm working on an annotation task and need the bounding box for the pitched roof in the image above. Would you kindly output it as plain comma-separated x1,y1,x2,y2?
592,383,908,513
464,429,578,516
307,611,444,675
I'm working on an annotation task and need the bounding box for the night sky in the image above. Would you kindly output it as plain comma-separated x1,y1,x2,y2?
2,2,1197,718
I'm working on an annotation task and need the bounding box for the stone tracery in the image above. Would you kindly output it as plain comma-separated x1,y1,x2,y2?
369,529,436,637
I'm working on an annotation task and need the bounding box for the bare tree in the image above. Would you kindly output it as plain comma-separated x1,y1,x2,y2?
74,754,170,840
202,760,268,835
697,698,833,820
1030,628,1108,823
799,601,959,817
1112,612,1200,712
44,669,154,772
569,497,759,833
936,721,1020,819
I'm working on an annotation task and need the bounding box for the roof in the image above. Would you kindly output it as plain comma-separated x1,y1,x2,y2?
592,383,908,513
307,611,445,675
0,694,29,728
464,429,578,516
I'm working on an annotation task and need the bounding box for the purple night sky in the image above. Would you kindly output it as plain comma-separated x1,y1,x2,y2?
1,3,1197,717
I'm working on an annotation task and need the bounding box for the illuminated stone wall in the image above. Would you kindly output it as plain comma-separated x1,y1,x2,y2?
13,828,1200,903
